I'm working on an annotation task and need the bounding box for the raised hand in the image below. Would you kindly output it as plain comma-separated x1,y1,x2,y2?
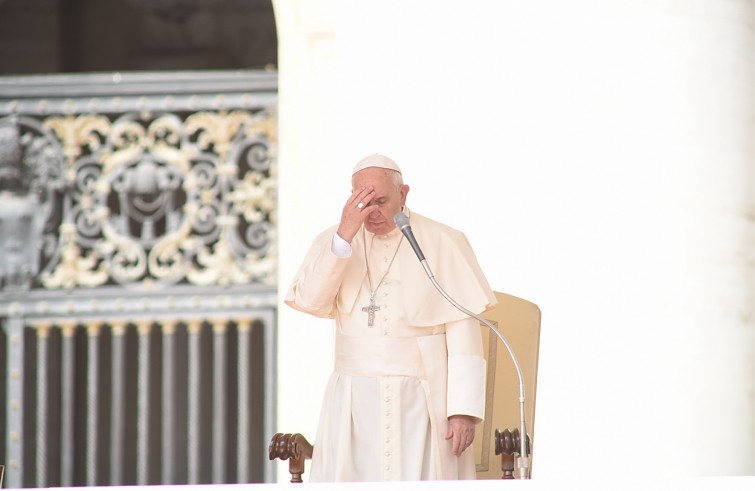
336,186,376,242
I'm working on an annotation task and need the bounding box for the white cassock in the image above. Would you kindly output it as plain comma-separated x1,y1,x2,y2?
285,208,497,482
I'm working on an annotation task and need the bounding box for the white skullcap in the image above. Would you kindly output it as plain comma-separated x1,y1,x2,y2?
352,153,402,175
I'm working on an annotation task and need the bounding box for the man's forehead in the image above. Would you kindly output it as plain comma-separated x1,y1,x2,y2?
353,169,396,188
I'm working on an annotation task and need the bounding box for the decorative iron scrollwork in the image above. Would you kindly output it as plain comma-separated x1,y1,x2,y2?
0,116,66,291
0,107,276,292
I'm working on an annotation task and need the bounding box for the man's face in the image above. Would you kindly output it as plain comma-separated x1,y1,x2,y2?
352,167,409,235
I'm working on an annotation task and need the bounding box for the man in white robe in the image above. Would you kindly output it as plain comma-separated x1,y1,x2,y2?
285,154,497,481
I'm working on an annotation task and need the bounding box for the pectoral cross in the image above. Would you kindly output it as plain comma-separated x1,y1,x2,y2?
361,295,380,327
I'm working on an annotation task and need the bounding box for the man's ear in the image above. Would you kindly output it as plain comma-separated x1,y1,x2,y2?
400,184,410,205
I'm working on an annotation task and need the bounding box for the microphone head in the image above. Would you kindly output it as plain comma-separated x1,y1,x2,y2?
393,212,410,229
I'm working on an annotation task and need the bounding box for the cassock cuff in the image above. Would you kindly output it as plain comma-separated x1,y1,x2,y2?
446,354,486,422
331,233,352,257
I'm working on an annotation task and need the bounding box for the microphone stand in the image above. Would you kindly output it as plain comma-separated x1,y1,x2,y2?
417,258,531,479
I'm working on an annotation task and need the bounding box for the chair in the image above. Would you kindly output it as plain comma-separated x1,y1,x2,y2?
269,291,541,481
473,291,541,479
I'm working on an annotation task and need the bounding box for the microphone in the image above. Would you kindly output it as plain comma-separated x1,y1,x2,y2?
392,211,531,479
393,211,425,261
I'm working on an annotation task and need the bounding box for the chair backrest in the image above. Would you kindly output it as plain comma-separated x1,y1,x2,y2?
473,291,541,479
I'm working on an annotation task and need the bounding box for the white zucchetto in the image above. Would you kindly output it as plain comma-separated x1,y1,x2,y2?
351,153,402,175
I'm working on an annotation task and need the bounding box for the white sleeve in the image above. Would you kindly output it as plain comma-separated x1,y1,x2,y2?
331,233,352,257
284,230,351,318
446,316,486,422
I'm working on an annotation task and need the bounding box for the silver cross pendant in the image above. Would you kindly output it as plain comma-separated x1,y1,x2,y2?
361,295,380,327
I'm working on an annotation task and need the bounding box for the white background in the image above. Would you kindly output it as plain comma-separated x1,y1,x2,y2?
274,0,754,480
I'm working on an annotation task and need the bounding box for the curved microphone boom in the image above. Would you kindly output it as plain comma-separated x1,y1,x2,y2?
393,212,531,479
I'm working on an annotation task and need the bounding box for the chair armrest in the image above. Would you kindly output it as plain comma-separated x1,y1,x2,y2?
268,433,314,483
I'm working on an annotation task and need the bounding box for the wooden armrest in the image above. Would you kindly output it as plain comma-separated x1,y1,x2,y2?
494,428,530,479
268,433,314,483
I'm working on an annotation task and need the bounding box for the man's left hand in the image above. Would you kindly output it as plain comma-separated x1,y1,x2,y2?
445,414,477,457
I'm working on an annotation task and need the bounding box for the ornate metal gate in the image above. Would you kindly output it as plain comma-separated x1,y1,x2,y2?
0,70,278,487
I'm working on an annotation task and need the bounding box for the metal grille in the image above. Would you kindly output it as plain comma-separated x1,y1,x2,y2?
0,70,279,487
0,288,274,487
1,287,276,487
